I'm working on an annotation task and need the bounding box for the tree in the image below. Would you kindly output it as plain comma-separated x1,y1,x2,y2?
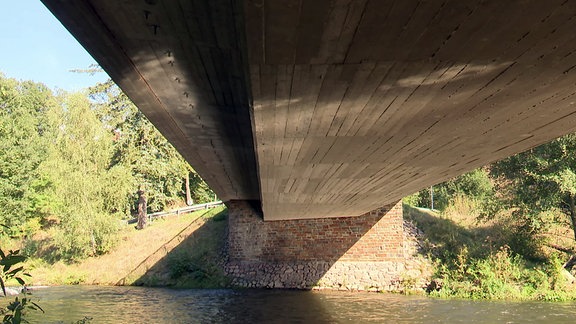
407,168,494,211
490,134,576,240
0,247,43,324
0,73,215,260
136,188,147,230
88,81,214,213
40,92,133,259
0,75,54,236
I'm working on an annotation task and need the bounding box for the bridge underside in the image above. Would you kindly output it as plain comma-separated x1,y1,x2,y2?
43,0,576,220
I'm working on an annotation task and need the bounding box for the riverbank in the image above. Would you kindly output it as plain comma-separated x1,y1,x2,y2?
404,200,576,301
24,207,226,286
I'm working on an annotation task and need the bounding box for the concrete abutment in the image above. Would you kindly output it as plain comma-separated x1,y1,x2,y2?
224,200,429,291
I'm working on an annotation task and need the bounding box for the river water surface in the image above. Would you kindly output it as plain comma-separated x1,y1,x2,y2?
22,286,576,323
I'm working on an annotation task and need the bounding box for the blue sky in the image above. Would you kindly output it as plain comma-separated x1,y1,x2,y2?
0,1,109,91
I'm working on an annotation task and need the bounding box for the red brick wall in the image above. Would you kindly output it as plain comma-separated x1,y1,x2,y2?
227,201,404,263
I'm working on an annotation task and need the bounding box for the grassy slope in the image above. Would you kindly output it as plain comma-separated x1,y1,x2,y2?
133,208,229,288
404,198,576,300
26,206,226,286
404,197,576,262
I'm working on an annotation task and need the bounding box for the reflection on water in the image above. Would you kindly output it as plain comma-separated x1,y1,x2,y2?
22,286,576,323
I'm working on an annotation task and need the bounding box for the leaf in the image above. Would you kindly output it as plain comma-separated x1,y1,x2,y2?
30,301,44,313
0,255,26,267
15,277,25,286
6,266,24,276
13,307,22,323
0,278,5,297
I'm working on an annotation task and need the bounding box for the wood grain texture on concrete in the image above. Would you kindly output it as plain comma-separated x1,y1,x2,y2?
42,0,576,220
41,0,259,201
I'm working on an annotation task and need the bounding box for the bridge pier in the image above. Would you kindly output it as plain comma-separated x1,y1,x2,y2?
224,200,419,291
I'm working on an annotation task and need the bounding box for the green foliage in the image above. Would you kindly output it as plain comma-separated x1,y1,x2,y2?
140,210,230,288
402,134,576,301
188,172,216,205
0,73,217,261
166,235,228,288
432,246,522,299
404,207,468,260
0,75,54,236
38,93,129,260
402,193,420,207
408,168,494,211
165,228,230,288
0,248,28,291
166,250,193,279
490,134,576,239
88,81,215,212
2,296,44,324
431,246,576,301
405,204,576,301
0,247,43,324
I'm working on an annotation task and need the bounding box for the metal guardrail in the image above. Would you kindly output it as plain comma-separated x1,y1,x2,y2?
125,201,224,224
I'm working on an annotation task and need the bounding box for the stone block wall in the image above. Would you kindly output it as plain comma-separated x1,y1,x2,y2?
224,200,422,290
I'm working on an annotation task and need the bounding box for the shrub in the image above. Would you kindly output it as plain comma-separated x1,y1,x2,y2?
407,168,494,211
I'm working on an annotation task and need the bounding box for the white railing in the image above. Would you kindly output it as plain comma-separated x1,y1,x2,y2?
125,201,224,224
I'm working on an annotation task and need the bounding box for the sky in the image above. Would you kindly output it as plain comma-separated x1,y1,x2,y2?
0,1,110,91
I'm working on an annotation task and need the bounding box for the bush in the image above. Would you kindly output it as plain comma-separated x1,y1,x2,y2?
404,204,576,301
407,168,494,211
166,250,195,279
431,246,571,300
51,211,119,261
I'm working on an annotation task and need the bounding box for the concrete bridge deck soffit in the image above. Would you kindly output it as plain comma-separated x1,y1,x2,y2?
42,0,576,220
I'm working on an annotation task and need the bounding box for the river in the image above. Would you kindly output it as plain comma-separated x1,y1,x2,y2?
20,286,576,323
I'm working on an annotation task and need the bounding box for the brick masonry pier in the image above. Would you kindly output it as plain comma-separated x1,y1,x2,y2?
224,200,429,290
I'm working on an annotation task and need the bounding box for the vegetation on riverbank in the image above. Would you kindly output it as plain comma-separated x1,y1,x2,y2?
22,206,226,287
404,133,576,301
404,201,576,301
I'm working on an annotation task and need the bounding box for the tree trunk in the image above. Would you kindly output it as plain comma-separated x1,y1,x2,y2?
569,194,576,241
90,232,97,256
137,189,147,230
561,194,576,270
185,173,193,206
564,254,576,270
